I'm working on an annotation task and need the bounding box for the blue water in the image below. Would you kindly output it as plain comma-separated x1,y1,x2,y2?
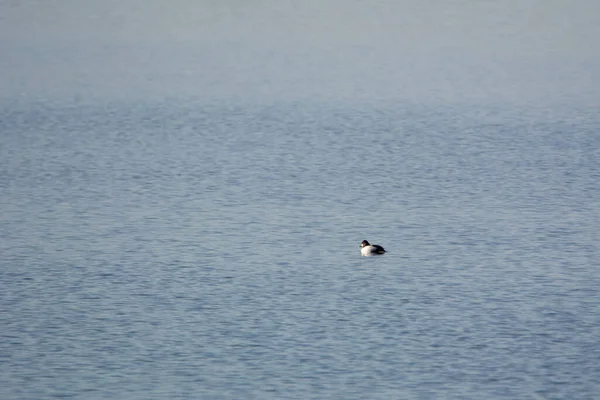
1,98,599,399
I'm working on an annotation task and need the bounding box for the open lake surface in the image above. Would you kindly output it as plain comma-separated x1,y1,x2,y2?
2,1,600,399
2,99,599,399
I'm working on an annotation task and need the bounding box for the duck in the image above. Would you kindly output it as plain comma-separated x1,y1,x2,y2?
360,240,386,256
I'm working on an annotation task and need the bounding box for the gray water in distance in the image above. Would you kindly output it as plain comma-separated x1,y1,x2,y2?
2,100,599,399
2,1,600,399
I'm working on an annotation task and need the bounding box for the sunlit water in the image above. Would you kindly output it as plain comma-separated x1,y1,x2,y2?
1,99,599,399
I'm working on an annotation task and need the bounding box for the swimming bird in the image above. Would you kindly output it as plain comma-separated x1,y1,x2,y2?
360,240,386,256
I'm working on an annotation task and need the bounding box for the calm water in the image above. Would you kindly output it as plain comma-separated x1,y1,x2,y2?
1,99,599,399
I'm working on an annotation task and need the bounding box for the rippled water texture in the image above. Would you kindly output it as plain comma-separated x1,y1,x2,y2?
2,101,599,399
2,0,600,398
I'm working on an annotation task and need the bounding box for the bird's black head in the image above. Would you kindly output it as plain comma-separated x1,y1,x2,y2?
360,240,370,247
